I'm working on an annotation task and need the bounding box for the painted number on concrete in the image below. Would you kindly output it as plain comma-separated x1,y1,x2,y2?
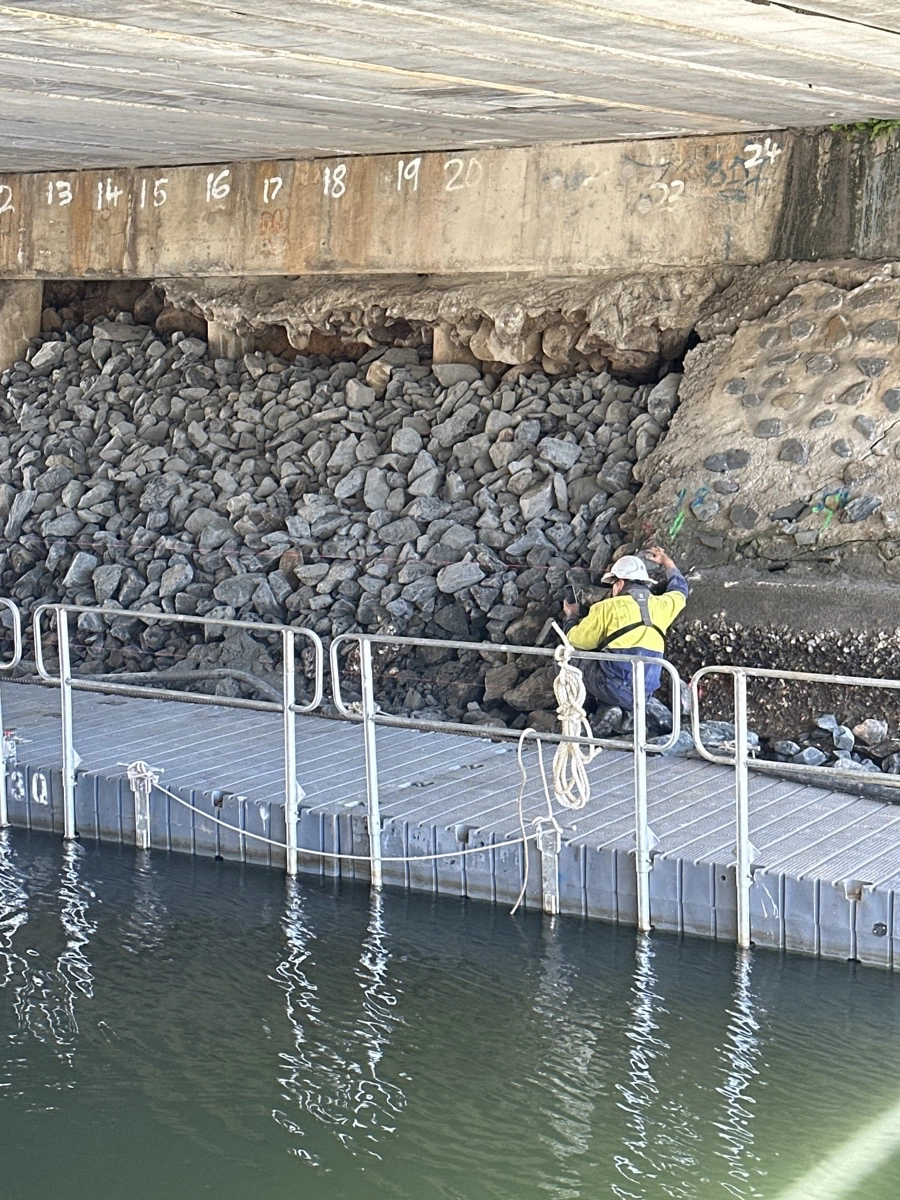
322,164,347,199
206,169,232,203
139,178,169,209
397,158,421,193
0,185,13,215
636,179,685,213
743,138,782,168
47,180,74,207
9,770,24,804
263,176,284,204
96,178,125,209
443,157,483,192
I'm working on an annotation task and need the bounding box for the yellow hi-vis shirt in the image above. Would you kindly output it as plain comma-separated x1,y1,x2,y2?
565,588,686,655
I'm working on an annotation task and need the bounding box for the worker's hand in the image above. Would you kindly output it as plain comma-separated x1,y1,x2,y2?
562,600,580,619
644,545,675,570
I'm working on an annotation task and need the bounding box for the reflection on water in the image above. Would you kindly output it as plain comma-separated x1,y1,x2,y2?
714,953,764,1199
272,881,405,1162
2,832,900,1200
2,836,95,1072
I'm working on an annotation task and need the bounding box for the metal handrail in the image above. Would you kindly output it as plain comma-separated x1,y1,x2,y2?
33,603,324,714
0,598,23,829
691,661,900,950
331,629,683,928
0,598,22,672
691,662,900,789
329,630,683,754
30,603,324,870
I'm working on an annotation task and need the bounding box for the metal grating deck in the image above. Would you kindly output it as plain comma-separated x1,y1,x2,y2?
3,679,899,968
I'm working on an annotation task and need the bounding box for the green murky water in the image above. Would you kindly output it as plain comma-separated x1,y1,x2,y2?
2,830,899,1200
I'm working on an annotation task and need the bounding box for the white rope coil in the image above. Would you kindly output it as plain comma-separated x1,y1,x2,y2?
549,621,600,810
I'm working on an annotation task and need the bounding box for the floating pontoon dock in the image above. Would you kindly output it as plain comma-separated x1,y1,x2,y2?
4,670,900,971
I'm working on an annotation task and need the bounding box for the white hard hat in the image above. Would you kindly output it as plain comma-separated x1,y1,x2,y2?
601,555,651,584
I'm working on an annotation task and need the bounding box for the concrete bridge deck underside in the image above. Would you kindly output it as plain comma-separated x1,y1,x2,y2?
0,1,900,173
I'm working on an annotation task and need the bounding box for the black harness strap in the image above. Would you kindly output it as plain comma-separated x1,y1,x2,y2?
595,584,665,653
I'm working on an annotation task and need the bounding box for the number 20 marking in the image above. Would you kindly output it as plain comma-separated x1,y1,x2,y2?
443,157,483,191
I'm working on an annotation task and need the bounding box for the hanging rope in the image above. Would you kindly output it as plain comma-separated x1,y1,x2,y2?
549,620,601,810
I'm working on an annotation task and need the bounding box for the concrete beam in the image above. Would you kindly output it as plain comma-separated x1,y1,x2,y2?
1,130,896,284
0,281,43,369
0,132,795,281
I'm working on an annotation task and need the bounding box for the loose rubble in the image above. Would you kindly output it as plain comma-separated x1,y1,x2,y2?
2,292,899,795
0,298,678,716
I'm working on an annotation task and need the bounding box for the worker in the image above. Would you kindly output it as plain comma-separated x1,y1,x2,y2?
561,546,688,721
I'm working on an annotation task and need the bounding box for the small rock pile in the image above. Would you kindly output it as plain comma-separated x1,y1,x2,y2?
0,306,681,711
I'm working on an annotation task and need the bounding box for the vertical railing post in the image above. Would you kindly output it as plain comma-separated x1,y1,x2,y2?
633,659,654,933
58,608,78,841
360,638,383,891
0,691,8,830
283,629,298,877
733,669,752,950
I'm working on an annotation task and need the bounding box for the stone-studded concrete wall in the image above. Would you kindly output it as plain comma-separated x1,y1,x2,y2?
632,272,900,577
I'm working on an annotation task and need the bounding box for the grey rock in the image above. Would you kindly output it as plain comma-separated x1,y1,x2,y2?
810,410,835,428
814,713,840,732
843,495,881,522
852,718,888,746
833,725,855,751
344,377,375,408
854,415,876,439
837,382,868,405
729,503,759,529
778,439,808,465
4,490,37,539
704,449,751,472
380,517,420,545
160,560,194,599
856,358,888,377
30,341,66,374
793,746,828,767
805,353,837,375
42,512,83,537
690,493,720,522
862,319,898,343
363,468,391,512
830,439,852,458
392,427,423,455
519,477,555,521
754,419,783,438
436,561,485,593
212,575,260,606
92,563,123,603
771,740,801,758
538,437,581,470
772,501,807,521
64,551,99,589
433,363,481,387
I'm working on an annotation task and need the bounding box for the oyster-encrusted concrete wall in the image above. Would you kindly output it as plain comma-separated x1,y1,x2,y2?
631,271,900,577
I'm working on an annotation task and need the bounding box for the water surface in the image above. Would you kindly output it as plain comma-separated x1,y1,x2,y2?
1,831,898,1200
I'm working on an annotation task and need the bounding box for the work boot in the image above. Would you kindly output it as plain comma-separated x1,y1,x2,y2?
591,705,623,737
